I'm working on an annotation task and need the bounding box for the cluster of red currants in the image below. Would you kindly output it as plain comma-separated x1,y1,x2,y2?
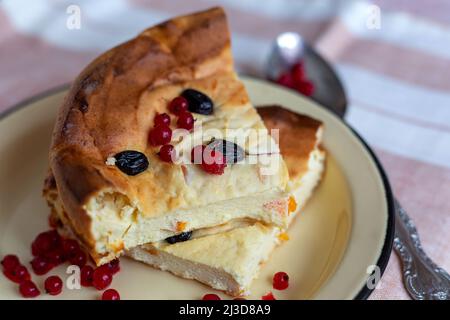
276,62,315,97
1,229,120,300
148,96,195,163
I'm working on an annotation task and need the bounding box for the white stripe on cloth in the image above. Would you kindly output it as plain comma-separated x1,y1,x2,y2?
203,0,341,21
0,0,170,51
338,1,450,60
337,64,450,129
347,105,450,169
4,0,450,61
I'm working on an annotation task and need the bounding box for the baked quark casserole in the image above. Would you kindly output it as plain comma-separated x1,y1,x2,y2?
43,8,292,265
126,106,326,296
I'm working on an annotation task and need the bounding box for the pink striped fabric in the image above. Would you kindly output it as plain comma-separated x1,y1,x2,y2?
1,0,449,300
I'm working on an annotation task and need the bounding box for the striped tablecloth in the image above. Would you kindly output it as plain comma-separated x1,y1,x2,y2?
1,0,449,300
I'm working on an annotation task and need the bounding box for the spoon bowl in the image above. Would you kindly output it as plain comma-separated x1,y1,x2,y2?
266,32,348,118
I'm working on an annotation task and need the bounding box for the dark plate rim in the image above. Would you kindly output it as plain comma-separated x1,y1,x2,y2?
0,82,395,300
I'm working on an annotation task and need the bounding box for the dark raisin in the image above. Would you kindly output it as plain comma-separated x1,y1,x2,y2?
79,98,89,113
207,139,245,164
165,231,193,244
182,89,214,115
114,150,149,176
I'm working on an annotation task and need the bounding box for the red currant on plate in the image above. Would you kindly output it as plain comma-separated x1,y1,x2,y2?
4,265,31,283
31,230,60,257
202,293,221,300
102,288,120,300
106,259,120,275
45,275,63,296
92,265,113,290
1,254,20,271
30,256,53,275
45,249,66,266
81,265,94,287
261,292,276,300
273,271,289,290
19,280,40,298
69,249,87,267
61,239,80,257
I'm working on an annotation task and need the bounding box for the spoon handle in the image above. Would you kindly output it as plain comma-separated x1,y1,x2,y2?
394,198,450,300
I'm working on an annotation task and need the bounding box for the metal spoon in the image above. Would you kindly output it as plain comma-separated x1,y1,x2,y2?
266,32,450,300
266,32,347,117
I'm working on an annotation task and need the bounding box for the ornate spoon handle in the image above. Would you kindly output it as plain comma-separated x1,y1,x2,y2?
393,198,450,300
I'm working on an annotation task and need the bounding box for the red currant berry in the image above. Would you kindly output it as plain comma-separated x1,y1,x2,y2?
62,239,80,257
177,111,194,131
4,265,31,283
261,292,276,300
1,254,20,271
296,80,315,97
154,113,171,127
92,265,113,290
168,96,188,115
276,73,295,88
31,233,53,257
31,256,53,275
158,144,175,163
45,249,66,266
291,62,305,84
202,293,221,300
106,259,120,275
81,265,94,287
19,280,40,298
102,288,120,300
69,250,87,267
31,230,60,256
148,125,172,146
46,229,61,244
190,145,226,174
200,149,226,175
45,275,63,296
273,271,289,290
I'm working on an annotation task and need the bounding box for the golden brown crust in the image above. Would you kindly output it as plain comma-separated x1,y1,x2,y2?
257,105,323,180
49,7,232,251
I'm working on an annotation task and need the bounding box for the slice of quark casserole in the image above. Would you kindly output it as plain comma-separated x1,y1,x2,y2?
127,106,326,296
43,8,293,265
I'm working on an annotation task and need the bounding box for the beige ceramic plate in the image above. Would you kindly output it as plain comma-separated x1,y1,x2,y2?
0,77,394,300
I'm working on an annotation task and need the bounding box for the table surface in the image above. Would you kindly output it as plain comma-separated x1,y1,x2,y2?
1,0,449,300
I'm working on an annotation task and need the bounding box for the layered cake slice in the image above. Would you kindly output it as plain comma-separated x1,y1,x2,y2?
43,8,292,265
127,106,326,296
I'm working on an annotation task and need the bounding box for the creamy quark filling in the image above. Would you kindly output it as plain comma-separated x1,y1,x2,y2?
126,147,326,296
46,186,291,264
84,189,291,257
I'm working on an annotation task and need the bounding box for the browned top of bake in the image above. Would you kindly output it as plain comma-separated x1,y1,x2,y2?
257,105,323,180
48,7,239,246
50,7,232,206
